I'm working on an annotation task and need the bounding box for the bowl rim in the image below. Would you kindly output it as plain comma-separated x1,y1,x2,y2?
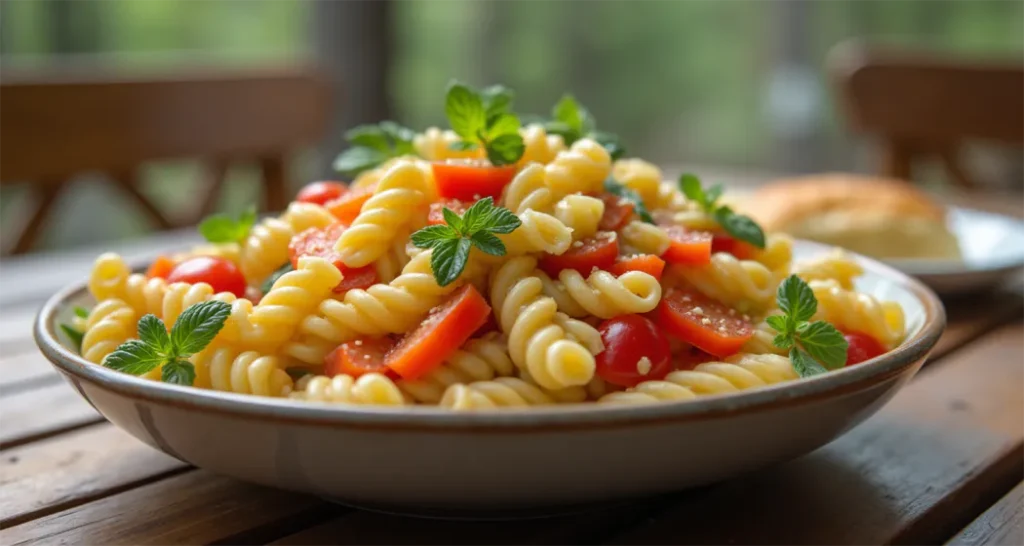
34,240,946,432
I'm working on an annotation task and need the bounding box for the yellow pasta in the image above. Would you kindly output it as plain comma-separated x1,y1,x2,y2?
670,253,781,314
397,334,515,404
543,138,612,198
793,248,862,289
81,299,137,364
612,158,662,207
191,347,293,397
248,257,343,348
539,268,661,319
554,194,604,241
290,373,408,406
619,221,670,256
240,202,334,287
440,377,557,409
517,124,566,168
810,280,905,348
414,127,484,161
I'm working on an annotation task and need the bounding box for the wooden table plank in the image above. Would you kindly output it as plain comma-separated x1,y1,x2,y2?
0,349,62,394
933,289,1023,357
607,322,1024,545
0,381,100,449
0,471,338,546
948,481,1024,546
0,424,188,528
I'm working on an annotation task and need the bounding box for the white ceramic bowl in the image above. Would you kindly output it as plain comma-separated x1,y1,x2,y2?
35,241,944,517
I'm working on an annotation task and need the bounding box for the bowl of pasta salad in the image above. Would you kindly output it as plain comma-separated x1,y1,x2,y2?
34,83,944,515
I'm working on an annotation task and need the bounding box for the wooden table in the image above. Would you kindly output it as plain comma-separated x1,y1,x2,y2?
2,201,1022,545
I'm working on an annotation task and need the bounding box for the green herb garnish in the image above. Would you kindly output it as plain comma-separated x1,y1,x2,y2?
73,306,89,319
198,205,256,244
260,262,294,296
60,324,84,352
768,275,849,378
333,121,417,175
604,179,654,224
103,300,231,386
543,94,625,160
410,197,521,286
679,173,766,249
444,81,525,166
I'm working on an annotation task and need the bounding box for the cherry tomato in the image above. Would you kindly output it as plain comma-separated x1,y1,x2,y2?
711,233,756,260
146,255,175,279
325,337,396,378
843,331,886,366
288,224,379,293
595,314,673,387
662,226,713,265
325,184,376,225
654,288,753,357
428,198,474,226
296,181,347,206
538,233,620,277
432,160,517,201
166,256,246,298
607,254,665,280
597,192,635,231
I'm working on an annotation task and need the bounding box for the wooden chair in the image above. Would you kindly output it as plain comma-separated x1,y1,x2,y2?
829,42,1024,188
0,64,332,254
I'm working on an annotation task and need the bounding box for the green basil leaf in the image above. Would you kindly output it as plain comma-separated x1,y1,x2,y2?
470,231,506,256
445,82,486,141
345,124,390,151
604,179,654,224
790,348,828,378
197,215,239,244
430,238,471,287
773,332,795,350
333,147,389,175
379,121,417,145
765,314,789,335
679,173,706,207
103,340,166,376
553,94,583,134
161,359,196,386
777,275,817,324
483,205,522,235
260,262,293,296
704,184,724,205
73,306,90,319
448,141,479,151
714,207,766,249
237,205,257,234
60,324,84,352
486,113,521,140
481,84,515,118
441,207,464,233
411,225,456,249
136,314,171,355
542,120,577,142
590,131,626,161
460,197,495,234
169,300,231,357
486,133,525,167
798,321,849,370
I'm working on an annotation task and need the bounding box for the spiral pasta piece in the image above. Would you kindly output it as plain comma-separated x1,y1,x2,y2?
374,229,413,284
752,234,794,276
810,280,905,348
544,138,612,198
612,158,662,208
554,194,604,241
503,163,555,214
518,124,567,168
397,334,515,404
741,312,788,356
671,253,781,314
290,373,408,405
599,353,797,404
441,377,556,410
619,221,669,256
793,248,862,290
499,210,573,257
248,257,343,347
81,298,136,364
88,253,133,302
171,242,242,266
414,127,484,161
540,268,661,319
190,347,292,397
334,162,435,267
491,257,597,389
240,202,335,287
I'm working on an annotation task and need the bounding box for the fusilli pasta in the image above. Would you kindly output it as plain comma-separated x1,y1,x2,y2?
397,334,515,404
290,372,408,405
539,268,661,319
793,248,862,289
810,280,905,348
518,124,566,168
191,347,293,397
81,298,136,364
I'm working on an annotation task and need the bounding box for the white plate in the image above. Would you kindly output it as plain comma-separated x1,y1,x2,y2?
888,207,1024,296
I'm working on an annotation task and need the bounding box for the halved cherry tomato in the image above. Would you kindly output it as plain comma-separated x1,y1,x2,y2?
595,314,673,387
325,184,376,225
296,181,347,206
654,288,753,358
711,233,756,260
167,256,247,298
538,233,620,277
432,160,517,201
325,337,395,378
385,285,491,380
843,331,886,366
597,192,635,231
146,255,176,279
288,224,379,293
662,226,713,266
608,254,665,280
428,198,474,226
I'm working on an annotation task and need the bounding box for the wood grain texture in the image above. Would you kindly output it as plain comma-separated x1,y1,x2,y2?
0,380,100,448
948,481,1024,546
0,350,60,394
0,471,335,546
608,322,1024,545
0,424,188,528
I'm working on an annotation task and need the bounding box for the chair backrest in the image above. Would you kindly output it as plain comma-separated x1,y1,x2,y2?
829,42,1024,187
0,64,332,254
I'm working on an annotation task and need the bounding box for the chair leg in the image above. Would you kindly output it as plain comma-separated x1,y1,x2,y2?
193,159,229,223
111,171,175,230
9,181,65,255
881,138,914,182
937,145,978,189
259,155,288,213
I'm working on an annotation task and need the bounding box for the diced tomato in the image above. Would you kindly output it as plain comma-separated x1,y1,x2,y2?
288,224,379,293
432,160,517,201
711,233,756,260
146,255,176,279
538,233,620,277
843,331,885,366
325,337,395,378
608,254,665,280
595,315,673,387
385,285,491,380
654,288,753,358
166,256,246,298
325,184,376,225
597,192,635,231
662,226,713,266
296,181,347,206
428,198,474,226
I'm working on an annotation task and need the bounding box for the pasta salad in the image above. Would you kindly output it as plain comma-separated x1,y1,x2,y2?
65,82,906,410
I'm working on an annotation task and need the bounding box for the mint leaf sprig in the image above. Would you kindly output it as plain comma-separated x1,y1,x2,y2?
199,205,256,244
59,306,91,352
542,94,626,160
410,197,521,286
768,275,849,378
445,81,525,167
604,179,654,224
103,300,231,386
334,121,417,176
679,173,766,249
